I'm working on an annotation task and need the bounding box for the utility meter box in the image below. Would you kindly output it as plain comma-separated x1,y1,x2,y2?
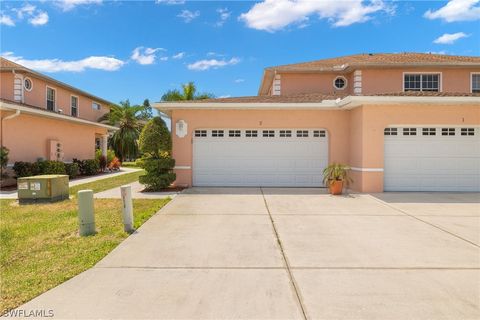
17,175,69,204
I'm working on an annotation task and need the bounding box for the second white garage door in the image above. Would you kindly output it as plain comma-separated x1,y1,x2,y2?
384,126,480,191
193,128,328,187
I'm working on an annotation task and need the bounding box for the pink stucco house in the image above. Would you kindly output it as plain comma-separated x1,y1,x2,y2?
155,53,480,192
0,58,117,166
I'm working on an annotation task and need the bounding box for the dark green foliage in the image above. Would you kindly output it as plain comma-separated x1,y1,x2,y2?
139,117,171,157
12,162,41,178
139,158,176,191
1,146,9,169
64,163,79,179
37,161,66,175
161,82,214,101
73,159,99,176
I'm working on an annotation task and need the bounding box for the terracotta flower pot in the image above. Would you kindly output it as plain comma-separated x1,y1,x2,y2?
329,180,344,195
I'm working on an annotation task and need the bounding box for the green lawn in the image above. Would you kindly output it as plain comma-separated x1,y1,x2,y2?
69,170,145,196
0,197,169,314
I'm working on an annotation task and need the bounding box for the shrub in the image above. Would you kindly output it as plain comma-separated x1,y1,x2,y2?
98,155,107,172
95,149,115,166
73,159,99,176
38,160,66,175
12,161,41,178
139,158,176,191
65,163,79,179
0,146,9,169
138,117,171,158
108,157,121,171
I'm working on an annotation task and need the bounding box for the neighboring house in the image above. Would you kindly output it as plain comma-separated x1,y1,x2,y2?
156,53,480,192
0,58,117,166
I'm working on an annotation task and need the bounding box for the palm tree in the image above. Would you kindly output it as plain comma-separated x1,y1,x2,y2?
99,100,145,161
161,82,214,101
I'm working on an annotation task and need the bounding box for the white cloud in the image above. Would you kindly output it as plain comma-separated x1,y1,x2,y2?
177,10,200,23
433,32,469,44
29,11,49,26
424,0,480,22
155,0,185,4
159,56,169,61
2,52,125,72
218,95,231,98
215,8,231,26
131,47,165,65
187,57,240,71
0,14,15,26
55,0,103,12
234,78,245,83
239,0,393,32
172,52,186,59
14,4,36,19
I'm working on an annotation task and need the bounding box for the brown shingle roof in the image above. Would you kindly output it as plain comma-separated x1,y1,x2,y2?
269,53,480,71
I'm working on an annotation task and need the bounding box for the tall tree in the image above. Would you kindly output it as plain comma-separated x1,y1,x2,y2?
161,82,214,101
99,100,145,161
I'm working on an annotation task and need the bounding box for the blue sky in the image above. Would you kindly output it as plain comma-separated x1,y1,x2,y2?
1,0,479,105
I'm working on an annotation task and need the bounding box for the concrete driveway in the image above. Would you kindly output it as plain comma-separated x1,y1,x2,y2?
17,188,480,319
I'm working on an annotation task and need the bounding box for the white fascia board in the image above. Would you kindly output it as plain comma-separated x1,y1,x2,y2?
340,95,480,108
0,100,118,131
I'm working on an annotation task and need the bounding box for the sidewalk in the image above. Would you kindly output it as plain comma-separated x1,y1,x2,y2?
0,167,142,200
94,181,178,199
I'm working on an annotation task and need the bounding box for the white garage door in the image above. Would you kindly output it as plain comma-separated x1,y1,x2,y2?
384,126,480,191
193,129,328,187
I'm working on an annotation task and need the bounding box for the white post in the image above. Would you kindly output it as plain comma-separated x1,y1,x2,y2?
101,134,108,157
78,190,95,236
120,185,134,233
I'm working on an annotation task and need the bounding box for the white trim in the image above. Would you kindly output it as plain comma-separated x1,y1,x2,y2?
174,166,191,170
70,94,79,117
333,75,348,90
23,77,33,92
0,100,118,131
402,72,442,93
471,72,480,94
46,85,56,111
350,167,384,172
385,124,480,128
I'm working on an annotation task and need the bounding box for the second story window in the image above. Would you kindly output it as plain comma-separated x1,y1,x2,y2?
92,102,101,111
24,78,33,92
46,87,56,111
472,74,480,93
404,74,440,92
333,76,347,90
71,96,78,117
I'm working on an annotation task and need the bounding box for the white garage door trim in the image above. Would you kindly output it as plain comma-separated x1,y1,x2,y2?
384,126,480,192
193,128,329,187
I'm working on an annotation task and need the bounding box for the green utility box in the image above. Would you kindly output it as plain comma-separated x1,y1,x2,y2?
17,175,69,204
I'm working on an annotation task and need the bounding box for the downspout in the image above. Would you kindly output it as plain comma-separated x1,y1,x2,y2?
1,109,21,178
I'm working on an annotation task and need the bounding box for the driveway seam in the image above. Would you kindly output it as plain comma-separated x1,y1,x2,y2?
260,187,308,320
368,195,480,248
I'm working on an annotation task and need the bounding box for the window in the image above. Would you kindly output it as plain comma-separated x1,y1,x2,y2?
333,76,347,90
442,128,455,136
422,128,436,136
384,128,397,136
461,128,474,136
245,130,257,137
472,74,480,93
404,74,440,92
24,78,33,91
279,130,292,137
194,130,207,137
313,130,326,137
403,128,416,136
71,96,78,117
92,102,101,110
212,130,224,137
228,130,241,137
296,130,309,137
46,87,55,111
262,130,275,137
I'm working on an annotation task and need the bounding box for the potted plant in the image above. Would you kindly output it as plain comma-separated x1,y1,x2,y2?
322,163,352,195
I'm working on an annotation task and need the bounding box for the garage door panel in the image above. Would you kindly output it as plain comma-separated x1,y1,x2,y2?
384,127,480,192
193,129,328,187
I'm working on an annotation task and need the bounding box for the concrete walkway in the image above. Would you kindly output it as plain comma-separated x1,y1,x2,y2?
94,181,178,199
13,189,480,319
0,167,142,199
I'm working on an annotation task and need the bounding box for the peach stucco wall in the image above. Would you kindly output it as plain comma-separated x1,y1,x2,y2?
277,68,480,96
170,104,480,192
0,111,107,163
0,72,109,122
